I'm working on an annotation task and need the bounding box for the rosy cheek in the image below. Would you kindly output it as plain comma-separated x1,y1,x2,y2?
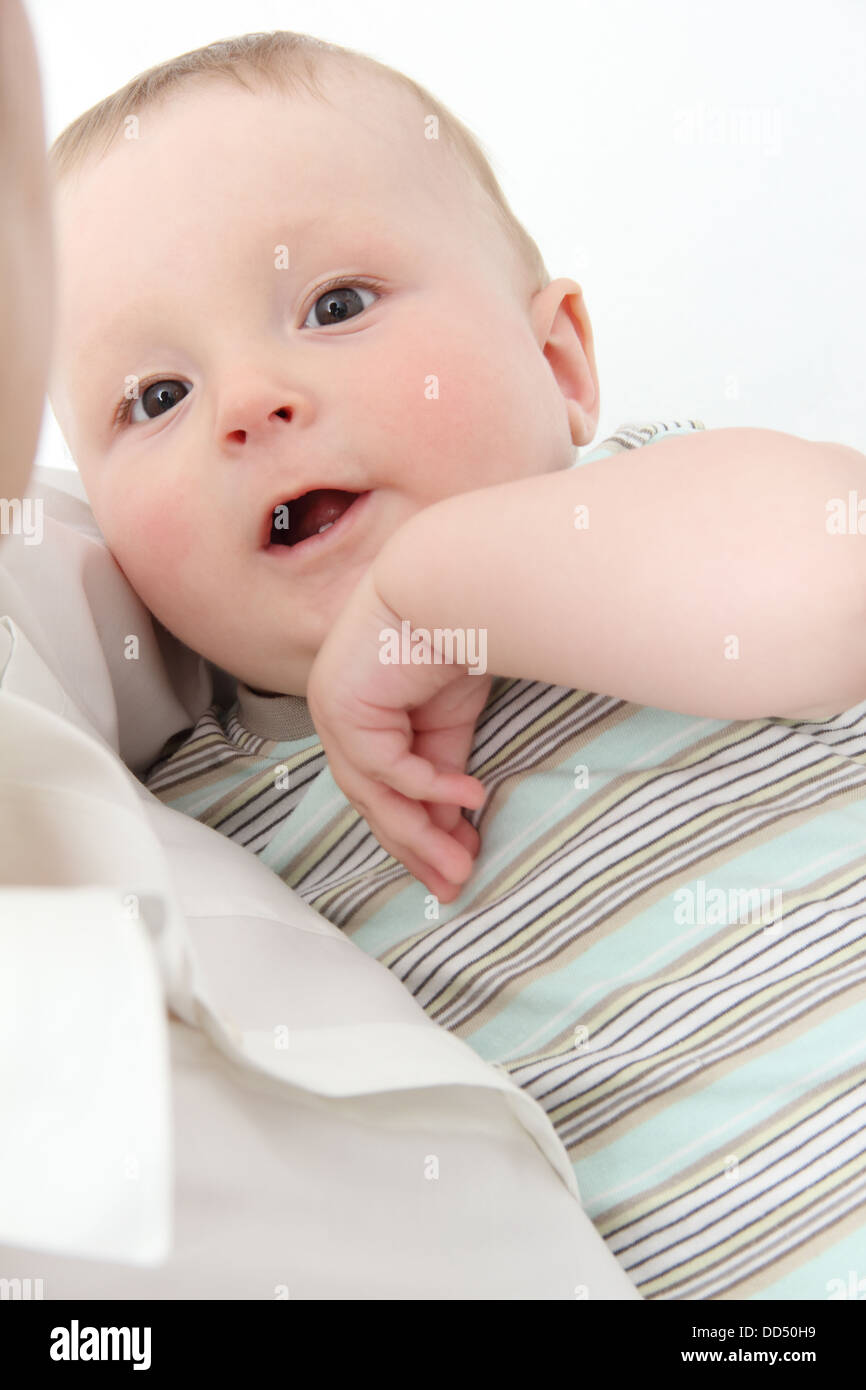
378,335,483,447
103,482,202,603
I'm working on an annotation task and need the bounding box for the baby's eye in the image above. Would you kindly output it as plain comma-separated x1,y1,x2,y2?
303,282,378,328
128,379,191,424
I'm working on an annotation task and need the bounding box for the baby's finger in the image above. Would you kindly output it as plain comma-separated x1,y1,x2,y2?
323,742,478,888
329,725,482,811
396,842,472,904
395,808,476,885
384,753,487,810
450,815,481,860
362,781,477,886
425,802,481,860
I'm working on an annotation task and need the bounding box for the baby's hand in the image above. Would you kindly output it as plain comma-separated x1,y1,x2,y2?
305,566,491,901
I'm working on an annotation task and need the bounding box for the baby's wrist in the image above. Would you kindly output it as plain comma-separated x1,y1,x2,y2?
372,495,465,625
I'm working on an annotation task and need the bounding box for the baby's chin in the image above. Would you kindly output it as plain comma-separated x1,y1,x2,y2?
224,649,315,702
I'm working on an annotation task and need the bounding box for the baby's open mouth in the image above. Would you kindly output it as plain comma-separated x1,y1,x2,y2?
267,489,363,548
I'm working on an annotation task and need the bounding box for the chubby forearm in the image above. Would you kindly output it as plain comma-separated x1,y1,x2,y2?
372,428,866,719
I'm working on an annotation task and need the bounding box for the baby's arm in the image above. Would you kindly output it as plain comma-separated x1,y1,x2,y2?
306,426,866,895
373,427,866,721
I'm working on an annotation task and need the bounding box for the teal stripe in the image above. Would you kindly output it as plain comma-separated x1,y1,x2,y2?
348,875,447,955
157,761,279,818
573,998,866,1213
466,810,866,1063
258,762,351,872
754,1223,866,1300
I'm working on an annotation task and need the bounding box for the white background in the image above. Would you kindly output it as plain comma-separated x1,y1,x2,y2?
26,0,866,472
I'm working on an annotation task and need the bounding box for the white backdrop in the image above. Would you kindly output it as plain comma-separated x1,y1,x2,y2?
26,0,866,471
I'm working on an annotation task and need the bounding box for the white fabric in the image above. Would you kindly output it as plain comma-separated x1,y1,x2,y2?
0,885,170,1263
0,467,641,1299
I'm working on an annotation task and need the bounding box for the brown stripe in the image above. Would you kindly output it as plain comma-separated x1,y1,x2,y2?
574,979,866,1160
719,1190,866,1299
599,1062,866,1234
656,1170,866,1300
554,961,866,1150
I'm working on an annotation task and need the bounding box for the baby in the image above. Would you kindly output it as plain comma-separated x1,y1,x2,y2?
48,32,866,1300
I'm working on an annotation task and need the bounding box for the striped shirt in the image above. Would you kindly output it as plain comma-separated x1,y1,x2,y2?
144,420,866,1300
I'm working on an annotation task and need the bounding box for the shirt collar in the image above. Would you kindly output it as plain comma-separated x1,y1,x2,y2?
234,680,317,741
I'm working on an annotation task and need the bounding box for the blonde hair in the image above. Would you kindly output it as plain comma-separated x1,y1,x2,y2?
48,30,550,298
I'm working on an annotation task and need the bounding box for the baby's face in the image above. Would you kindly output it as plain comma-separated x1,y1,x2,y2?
50,75,597,694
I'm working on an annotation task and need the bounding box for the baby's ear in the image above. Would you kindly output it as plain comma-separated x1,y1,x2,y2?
531,278,600,446
0,0,53,508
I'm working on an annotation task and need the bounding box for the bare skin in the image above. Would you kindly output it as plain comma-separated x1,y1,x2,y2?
307,427,866,896
49,75,599,698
